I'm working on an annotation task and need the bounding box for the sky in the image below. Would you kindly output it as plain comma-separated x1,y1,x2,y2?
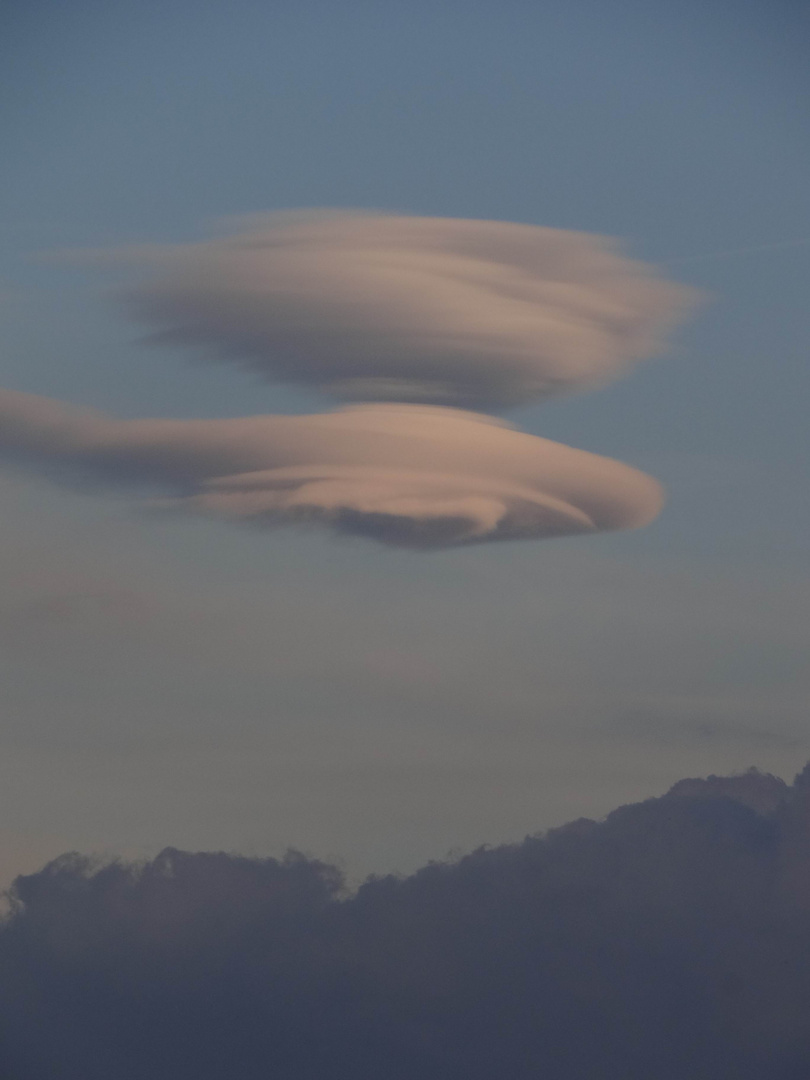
1,0,809,890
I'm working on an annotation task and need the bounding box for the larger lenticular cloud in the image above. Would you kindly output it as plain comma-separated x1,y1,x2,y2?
0,391,662,549
123,211,696,408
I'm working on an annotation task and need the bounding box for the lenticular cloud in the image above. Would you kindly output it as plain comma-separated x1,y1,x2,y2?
0,392,662,549
0,211,696,549
123,211,696,409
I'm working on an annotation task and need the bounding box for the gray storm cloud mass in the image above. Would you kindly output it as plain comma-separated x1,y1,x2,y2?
0,392,663,549
122,211,696,409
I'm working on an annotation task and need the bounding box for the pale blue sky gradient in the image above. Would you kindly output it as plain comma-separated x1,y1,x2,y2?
1,0,808,884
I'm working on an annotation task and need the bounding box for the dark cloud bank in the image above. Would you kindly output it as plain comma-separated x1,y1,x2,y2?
4,764,810,1079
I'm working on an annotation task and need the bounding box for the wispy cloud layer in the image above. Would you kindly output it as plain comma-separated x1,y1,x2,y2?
0,392,662,548
119,211,696,408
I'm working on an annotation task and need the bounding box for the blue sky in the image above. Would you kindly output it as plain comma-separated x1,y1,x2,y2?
1,0,808,885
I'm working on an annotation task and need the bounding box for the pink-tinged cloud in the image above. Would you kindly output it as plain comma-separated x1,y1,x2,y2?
0,392,663,549
118,211,697,409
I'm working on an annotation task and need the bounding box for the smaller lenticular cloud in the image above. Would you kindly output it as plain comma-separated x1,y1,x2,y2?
120,211,697,409
0,391,663,549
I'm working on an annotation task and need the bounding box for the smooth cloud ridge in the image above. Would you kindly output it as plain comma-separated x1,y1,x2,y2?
0,390,663,549
120,211,697,408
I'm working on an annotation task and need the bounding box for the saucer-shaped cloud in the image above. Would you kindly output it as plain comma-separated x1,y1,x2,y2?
0,392,663,549
121,212,696,409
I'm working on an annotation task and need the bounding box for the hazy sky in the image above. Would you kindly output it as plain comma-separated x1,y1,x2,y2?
1,0,808,887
